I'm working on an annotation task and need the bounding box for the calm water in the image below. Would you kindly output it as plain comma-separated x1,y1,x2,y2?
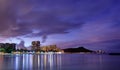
0,54,120,70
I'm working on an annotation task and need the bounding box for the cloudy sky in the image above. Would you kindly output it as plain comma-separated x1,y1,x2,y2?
0,0,120,52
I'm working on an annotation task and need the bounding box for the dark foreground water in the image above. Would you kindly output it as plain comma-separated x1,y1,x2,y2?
0,54,120,70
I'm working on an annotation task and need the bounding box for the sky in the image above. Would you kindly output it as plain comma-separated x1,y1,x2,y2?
0,0,120,52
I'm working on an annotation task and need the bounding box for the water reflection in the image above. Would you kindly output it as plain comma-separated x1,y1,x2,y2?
14,54,62,70
0,54,120,70
0,55,3,70
40,54,62,70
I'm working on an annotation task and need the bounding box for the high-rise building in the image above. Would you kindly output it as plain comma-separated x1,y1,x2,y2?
40,45,62,52
32,41,40,51
0,43,16,53
0,43,16,50
0,43,5,48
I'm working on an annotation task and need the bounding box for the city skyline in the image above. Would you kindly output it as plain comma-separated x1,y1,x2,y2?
0,0,120,52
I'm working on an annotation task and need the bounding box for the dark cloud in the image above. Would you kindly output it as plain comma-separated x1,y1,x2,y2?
0,0,85,41
0,0,120,51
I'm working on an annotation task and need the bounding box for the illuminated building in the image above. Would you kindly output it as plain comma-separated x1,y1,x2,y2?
40,45,63,52
0,43,16,53
32,41,40,51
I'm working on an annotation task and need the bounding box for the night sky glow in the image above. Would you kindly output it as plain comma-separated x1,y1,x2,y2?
0,0,120,52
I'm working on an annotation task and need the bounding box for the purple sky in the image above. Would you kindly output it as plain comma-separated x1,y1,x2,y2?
0,0,120,52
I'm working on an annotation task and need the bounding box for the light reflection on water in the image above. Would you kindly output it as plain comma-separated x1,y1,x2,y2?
0,54,120,70
14,54,62,70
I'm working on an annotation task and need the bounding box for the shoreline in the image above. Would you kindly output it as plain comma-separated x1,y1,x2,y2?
0,51,120,56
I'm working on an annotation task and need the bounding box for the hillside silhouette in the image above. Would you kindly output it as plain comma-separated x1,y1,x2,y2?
63,47,93,53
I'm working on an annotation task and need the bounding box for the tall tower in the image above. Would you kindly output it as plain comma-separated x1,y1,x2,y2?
32,41,40,51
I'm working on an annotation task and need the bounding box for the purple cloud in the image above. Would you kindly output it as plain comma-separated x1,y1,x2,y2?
0,0,120,52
